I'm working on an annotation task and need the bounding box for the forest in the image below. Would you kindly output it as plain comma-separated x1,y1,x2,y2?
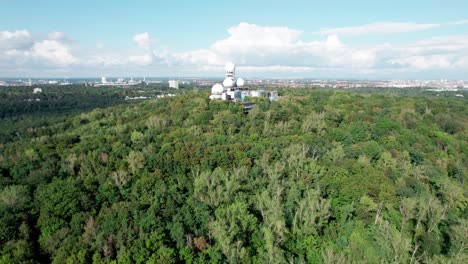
0,87,466,263
0,83,184,143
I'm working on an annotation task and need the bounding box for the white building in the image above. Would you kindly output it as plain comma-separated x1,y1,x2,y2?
209,62,278,102
101,76,107,84
210,62,247,101
33,88,42,94
168,80,179,89
209,84,225,100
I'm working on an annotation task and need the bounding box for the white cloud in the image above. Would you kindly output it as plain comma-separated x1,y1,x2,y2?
122,32,157,65
318,22,440,36
0,30,32,50
388,55,452,69
154,48,223,67
1,30,78,67
238,65,316,72
128,54,153,66
133,32,152,50
31,40,78,66
212,22,302,52
84,32,156,67
47,32,72,42
84,54,124,67
453,56,468,68
447,19,468,25
206,23,376,68
2,22,468,77
380,35,468,70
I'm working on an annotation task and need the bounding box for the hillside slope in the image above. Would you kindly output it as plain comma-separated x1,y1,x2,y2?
0,90,466,263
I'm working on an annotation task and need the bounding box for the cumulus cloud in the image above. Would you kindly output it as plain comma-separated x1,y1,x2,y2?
47,32,69,41
149,23,377,71
31,40,78,66
1,30,78,67
318,22,440,36
124,32,156,65
0,30,32,50
159,22,468,75
207,23,376,68
133,32,152,51
82,33,156,67
212,22,302,52
388,55,452,69
382,35,468,70
154,48,223,68
128,54,153,66
2,21,468,77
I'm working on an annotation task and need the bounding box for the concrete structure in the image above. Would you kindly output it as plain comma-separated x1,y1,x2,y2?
95,76,141,87
168,80,179,89
209,83,225,100
236,78,245,87
223,78,234,89
209,62,278,102
33,88,42,94
210,62,247,100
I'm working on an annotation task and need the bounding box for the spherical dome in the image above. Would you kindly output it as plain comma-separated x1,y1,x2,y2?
211,83,225,95
225,62,235,72
236,78,245,87
223,78,234,88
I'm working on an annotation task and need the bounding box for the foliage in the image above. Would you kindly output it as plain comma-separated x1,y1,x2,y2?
0,88,466,263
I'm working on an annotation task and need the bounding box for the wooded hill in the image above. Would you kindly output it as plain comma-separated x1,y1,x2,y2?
0,89,466,263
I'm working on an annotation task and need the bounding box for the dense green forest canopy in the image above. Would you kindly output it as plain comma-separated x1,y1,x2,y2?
0,88,466,263
0,83,186,143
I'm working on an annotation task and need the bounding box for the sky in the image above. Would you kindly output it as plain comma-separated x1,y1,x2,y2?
1,0,468,79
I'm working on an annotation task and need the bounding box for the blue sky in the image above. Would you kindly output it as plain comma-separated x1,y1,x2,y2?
1,0,468,78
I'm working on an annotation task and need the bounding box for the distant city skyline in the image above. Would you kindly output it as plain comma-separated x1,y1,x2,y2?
1,0,468,78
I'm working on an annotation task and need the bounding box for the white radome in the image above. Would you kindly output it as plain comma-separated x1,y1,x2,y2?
225,62,235,72
223,78,234,88
211,83,225,95
236,78,245,87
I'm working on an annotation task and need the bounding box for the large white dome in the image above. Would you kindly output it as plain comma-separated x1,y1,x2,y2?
223,78,234,88
236,78,245,87
225,62,235,72
211,83,225,95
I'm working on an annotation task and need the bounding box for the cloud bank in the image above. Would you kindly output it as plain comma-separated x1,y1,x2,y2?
1,20,468,77
0,30,78,69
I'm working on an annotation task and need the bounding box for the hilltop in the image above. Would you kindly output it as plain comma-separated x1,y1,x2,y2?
0,89,466,263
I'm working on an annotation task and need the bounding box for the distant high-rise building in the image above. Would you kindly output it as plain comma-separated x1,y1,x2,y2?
101,76,107,84
168,80,179,89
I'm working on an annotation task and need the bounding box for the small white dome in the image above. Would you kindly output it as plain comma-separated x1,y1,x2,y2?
211,83,225,95
225,62,235,72
223,78,234,88
236,78,245,87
